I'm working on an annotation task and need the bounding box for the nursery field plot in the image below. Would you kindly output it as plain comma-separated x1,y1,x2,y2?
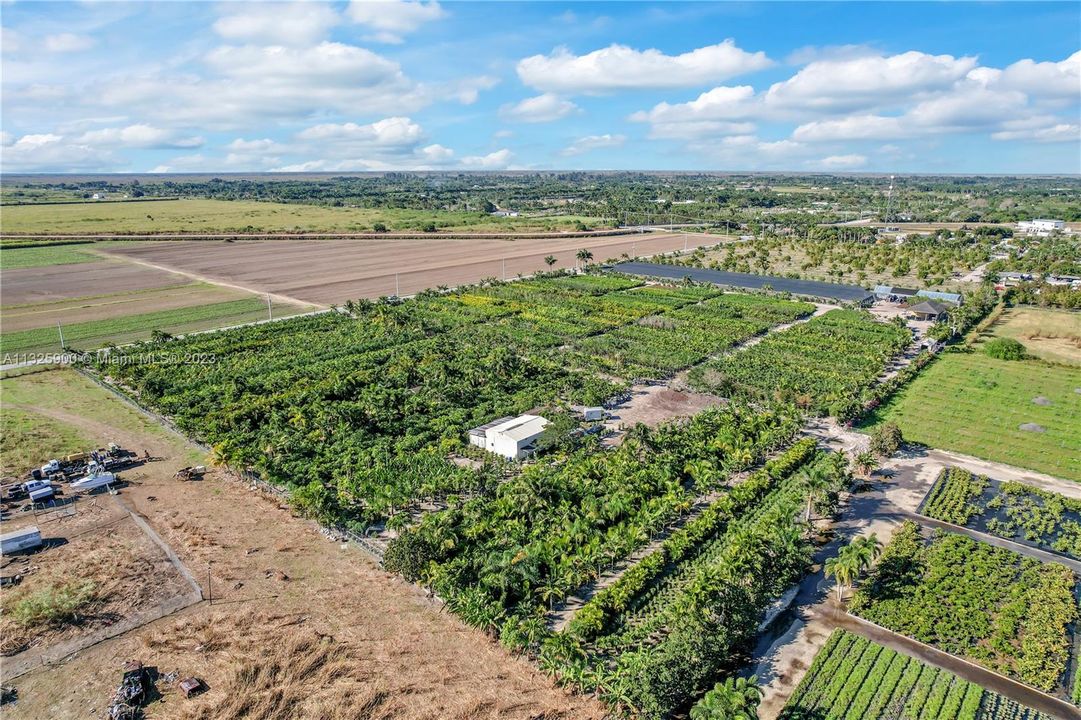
0,197,605,235
688,308,911,416
922,468,1081,561
543,441,843,717
985,307,1081,367
868,351,1081,482
569,292,814,379
779,630,1053,720
850,522,1078,695
1,296,312,356
0,242,99,269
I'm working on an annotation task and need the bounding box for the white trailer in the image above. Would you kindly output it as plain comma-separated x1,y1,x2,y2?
1,526,42,555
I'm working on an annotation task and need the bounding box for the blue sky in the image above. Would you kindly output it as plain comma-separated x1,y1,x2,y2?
1,1,1079,173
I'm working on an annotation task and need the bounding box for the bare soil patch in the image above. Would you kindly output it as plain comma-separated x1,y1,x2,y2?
603,384,725,445
100,234,710,305
0,513,189,657
1,260,190,306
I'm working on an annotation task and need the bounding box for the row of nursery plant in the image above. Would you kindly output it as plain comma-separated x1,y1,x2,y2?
922,469,1081,562
535,447,849,718
564,437,820,641
780,630,1051,720
850,521,1078,693
687,309,912,418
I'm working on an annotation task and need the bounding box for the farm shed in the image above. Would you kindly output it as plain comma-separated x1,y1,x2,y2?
467,414,549,460
873,285,919,301
1,526,42,555
611,262,875,305
909,300,949,322
915,289,962,305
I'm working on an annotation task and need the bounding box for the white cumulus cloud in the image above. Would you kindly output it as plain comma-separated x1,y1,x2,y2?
518,40,772,94
499,94,578,123
347,0,446,43
77,124,204,149
213,2,340,46
560,133,626,156
462,148,514,169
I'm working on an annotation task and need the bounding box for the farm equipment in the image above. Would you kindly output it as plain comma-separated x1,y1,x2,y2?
173,466,206,482
108,661,151,720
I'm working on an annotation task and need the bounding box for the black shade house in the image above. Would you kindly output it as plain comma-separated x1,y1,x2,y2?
610,262,876,305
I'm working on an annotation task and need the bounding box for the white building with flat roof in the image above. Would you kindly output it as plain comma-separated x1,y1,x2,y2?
1018,219,1067,236
468,414,549,460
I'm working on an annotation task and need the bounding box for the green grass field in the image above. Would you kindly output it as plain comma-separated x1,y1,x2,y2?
0,365,202,474
0,198,604,235
984,306,1081,367
0,298,309,356
0,243,100,269
866,350,1081,481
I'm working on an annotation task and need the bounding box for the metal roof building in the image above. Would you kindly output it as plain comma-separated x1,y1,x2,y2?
611,262,875,305
468,414,549,460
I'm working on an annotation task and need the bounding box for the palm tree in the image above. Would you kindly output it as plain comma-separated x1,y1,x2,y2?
797,465,830,525
576,248,593,269
544,255,557,268
852,534,883,569
690,675,762,720
854,450,878,479
824,552,858,603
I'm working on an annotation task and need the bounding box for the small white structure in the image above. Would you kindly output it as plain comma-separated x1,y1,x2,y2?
468,414,549,460
1018,219,1066,236
580,406,605,421
1,526,42,555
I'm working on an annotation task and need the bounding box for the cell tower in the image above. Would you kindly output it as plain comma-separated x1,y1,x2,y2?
884,175,896,223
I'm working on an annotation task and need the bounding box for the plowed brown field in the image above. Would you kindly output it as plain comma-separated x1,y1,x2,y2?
101,233,717,305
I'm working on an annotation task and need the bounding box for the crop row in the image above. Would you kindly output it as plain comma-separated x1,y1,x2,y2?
921,467,990,525
850,521,1078,693
687,309,912,418
780,630,1052,720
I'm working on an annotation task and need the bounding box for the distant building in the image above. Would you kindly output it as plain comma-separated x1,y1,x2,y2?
468,414,549,460
1046,275,1081,289
1018,219,1066,236
915,289,962,305
490,210,519,217
997,272,1034,287
909,300,950,322
873,285,919,301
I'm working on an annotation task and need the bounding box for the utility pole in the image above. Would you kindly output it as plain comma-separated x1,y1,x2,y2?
57,321,66,350
207,561,212,605
502,257,506,281
395,273,400,297
266,293,272,321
